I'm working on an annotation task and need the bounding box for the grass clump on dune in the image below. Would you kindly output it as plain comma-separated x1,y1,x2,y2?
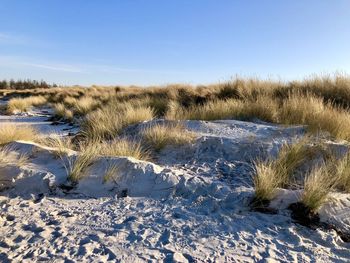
253,138,317,203
7,95,47,113
66,142,99,183
301,164,337,213
253,160,281,203
142,123,196,151
334,152,350,192
0,124,38,145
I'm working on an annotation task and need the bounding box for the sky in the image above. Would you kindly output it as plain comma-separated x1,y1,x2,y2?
0,0,350,86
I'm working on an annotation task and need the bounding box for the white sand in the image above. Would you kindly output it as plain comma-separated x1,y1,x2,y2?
0,115,350,262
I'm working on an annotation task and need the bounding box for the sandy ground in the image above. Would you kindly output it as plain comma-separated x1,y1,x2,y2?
0,110,350,262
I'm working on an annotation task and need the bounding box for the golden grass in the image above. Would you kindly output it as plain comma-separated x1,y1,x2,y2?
301,164,337,213
253,160,281,202
335,152,350,192
2,74,350,141
81,102,154,140
166,96,277,123
7,95,47,113
73,96,99,115
253,138,318,202
142,123,196,151
53,103,74,121
0,124,38,145
273,138,320,186
278,94,350,140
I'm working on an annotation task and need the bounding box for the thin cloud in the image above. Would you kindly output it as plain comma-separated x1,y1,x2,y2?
0,55,84,73
0,32,48,47
0,55,184,75
94,65,185,75
21,62,83,73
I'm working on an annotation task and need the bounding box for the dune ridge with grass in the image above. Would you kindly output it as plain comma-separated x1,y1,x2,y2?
1,74,350,261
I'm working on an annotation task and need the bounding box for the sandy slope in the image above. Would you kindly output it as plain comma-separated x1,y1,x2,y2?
0,116,350,262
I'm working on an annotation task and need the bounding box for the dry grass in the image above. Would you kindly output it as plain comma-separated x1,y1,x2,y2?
253,160,281,202
81,102,154,140
2,74,350,141
253,138,318,202
301,164,337,213
53,103,74,121
7,95,47,113
42,135,74,158
73,96,99,116
0,124,38,145
166,96,277,123
65,142,99,183
278,94,350,140
0,146,28,167
142,123,196,151
335,152,350,192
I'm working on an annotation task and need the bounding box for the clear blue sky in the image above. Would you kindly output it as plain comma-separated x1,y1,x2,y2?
0,0,349,86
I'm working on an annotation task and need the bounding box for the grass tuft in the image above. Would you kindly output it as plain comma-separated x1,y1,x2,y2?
253,138,318,203
142,123,196,151
65,142,99,183
301,164,337,213
334,151,350,192
53,103,74,121
103,162,121,183
7,96,47,113
0,124,38,145
253,160,281,202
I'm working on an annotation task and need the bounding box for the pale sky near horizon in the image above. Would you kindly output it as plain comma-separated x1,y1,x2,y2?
0,0,350,86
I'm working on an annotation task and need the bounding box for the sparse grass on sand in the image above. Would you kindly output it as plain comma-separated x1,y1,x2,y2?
0,124,38,145
65,142,99,183
98,138,150,161
0,146,28,167
7,95,47,113
103,162,120,183
142,123,196,151
42,135,74,158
